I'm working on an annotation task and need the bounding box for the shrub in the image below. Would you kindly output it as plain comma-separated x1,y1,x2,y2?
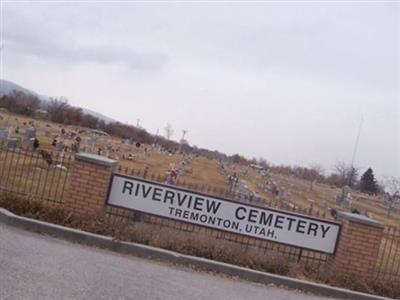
0,193,399,298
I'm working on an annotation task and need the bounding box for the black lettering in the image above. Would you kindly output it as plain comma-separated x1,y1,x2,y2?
274,215,284,229
152,188,162,201
183,210,189,219
141,184,152,198
235,207,246,220
321,225,331,238
122,181,133,195
175,208,182,218
177,193,188,206
307,223,319,236
164,190,175,204
260,212,273,226
286,217,297,231
208,216,216,225
266,229,275,238
223,219,231,228
231,221,239,230
190,212,199,221
168,206,175,215
193,197,204,211
206,200,221,214
296,220,307,234
200,214,208,223
248,209,258,223
187,195,193,208
134,182,140,196
245,224,252,233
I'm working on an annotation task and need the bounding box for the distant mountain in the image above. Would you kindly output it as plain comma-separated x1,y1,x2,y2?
0,79,48,101
0,79,115,124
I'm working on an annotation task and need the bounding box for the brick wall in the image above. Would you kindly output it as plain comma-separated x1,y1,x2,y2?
64,152,385,280
64,153,117,216
327,211,384,280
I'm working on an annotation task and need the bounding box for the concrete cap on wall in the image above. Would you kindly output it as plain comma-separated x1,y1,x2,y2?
75,153,117,167
337,211,385,229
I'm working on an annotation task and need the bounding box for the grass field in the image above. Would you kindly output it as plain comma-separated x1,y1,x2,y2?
0,111,399,226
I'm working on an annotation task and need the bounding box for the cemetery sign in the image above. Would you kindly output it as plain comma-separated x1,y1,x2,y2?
106,174,340,254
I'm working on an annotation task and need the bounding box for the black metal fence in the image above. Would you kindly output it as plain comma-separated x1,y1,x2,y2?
1,147,398,282
0,146,73,203
375,226,400,282
105,165,330,269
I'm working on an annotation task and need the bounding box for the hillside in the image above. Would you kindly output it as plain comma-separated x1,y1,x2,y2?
0,79,115,124
0,109,398,227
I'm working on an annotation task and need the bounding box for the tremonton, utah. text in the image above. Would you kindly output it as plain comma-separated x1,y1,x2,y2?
107,174,340,254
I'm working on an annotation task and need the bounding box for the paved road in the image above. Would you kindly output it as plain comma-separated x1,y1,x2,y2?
0,224,339,300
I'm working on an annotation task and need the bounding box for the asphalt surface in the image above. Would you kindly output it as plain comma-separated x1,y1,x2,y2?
0,224,340,300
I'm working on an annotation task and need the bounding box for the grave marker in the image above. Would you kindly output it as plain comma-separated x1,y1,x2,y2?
7,138,19,150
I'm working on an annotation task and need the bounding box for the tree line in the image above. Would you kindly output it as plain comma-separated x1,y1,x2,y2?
0,91,387,195
0,91,229,160
268,161,382,195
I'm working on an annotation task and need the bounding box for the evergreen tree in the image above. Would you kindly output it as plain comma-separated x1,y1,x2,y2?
360,168,378,195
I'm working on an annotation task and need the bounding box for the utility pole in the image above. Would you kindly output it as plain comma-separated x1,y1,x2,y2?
153,128,159,145
348,117,363,187
179,130,187,154
181,129,187,141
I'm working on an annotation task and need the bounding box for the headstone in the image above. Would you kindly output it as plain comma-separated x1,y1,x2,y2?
84,137,96,152
27,138,36,152
383,193,393,207
55,141,64,152
71,142,80,153
0,130,9,140
7,138,19,150
7,126,14,137
279,189,290,202
26,126,37,139
55,164,67,171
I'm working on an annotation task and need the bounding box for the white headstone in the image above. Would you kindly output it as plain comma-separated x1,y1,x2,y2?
0,130,8,140
26,127,36,139
55,141,64,152
7,138,19,150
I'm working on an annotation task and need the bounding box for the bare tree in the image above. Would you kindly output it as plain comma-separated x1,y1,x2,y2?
47,97,70,123
258,157,269,169
310,164,325,176
0,91,40,116
329,161,359,188
384,176,400,196
382,177,400,216
164,123,174,139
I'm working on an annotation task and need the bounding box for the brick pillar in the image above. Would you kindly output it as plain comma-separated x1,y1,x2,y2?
65,153,117,216
328,211,384,281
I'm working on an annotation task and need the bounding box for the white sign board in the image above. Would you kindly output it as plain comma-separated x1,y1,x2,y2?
107,175,340,254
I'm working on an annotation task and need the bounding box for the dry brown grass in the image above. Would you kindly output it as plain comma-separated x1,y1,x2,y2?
1,192,399,299
1,111,399,226
0,150,71,202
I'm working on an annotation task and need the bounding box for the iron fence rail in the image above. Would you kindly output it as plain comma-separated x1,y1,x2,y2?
1,149,399,282
0,146,72,203
105,166,331,269
375,226,400,282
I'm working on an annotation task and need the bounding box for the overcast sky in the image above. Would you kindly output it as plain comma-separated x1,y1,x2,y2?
1,1,399,179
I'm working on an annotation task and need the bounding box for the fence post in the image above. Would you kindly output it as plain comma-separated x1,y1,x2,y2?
64,153,117,216
327,211,384,281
